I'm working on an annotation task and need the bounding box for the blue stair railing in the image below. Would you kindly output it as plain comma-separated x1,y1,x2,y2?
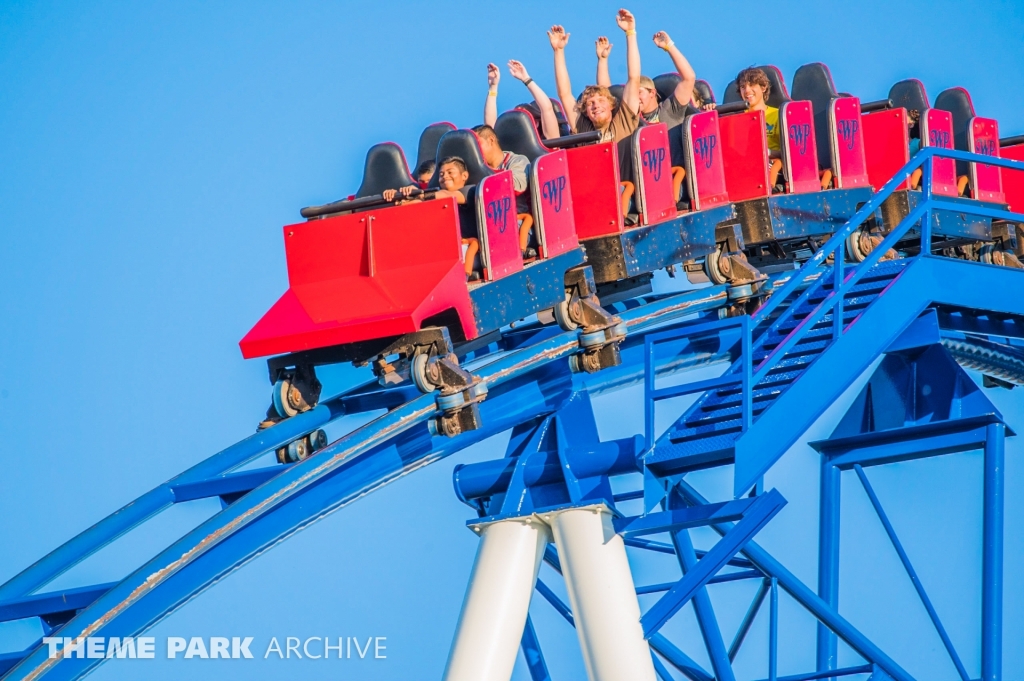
645,147,1024,482
643,315,753,454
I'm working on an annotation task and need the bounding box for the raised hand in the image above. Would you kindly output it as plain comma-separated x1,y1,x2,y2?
652,31,673,50
616,9,636,32
487,63,500,88
547,25,570,50
508,60,530,82
595,36,612,58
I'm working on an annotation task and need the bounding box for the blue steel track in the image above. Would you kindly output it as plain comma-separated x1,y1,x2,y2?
2,148,1023,681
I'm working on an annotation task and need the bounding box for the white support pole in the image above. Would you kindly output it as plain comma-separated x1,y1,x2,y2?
545,505,657,681
443,516,550,681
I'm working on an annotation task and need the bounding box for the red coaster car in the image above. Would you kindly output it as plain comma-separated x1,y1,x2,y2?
240,127,623,435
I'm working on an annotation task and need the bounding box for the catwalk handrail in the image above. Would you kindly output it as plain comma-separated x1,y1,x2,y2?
750,148,1024,390
752,147,1024,327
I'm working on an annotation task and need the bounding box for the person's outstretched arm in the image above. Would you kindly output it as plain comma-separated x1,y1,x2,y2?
484,63,500,127
652,31,696,107
548,25,578,132
595,36,612,87
509,60,560,140
618,9,641,114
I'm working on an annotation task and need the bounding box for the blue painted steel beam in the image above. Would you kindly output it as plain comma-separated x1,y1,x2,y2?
455,435,641,505
0,397,349,602
751,665,874,681
728,578,770,662
769,577,779,681
676,481,915,681
169,466,285,503
535,579,574,626
3,285,735,680
520,615,550,681
648,634,714,681
636,570,762,594
935,308,1024,341
735,256,1024,498
671,526,736,681
614,497,757,537
613,489,645,502
624,537,759,570
813,417,1001,470
651,652,674,681
0,650,34,677
853,465,970,681
816,458,841,678
982,422,1005,681
641,489,786,637
538,547,714,681
0,584,116,624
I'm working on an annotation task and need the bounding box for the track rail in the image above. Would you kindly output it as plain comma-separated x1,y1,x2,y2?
2,283,737,680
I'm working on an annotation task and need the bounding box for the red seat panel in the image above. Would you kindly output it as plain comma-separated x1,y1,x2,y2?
477,171,523,281
922,109,958,197
566,142,623,239
781,101,820,194
686,111,729,210
720,111,770,202
634,123,676,225
829,97,870,188
533,150,579,259
239,199,476,359
969,117,1004,204
862,108,910,191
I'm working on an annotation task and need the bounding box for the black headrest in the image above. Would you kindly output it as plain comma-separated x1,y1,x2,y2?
695,79,716,105
791,63,840,170
550,100,573,137
416,122,456,173
935,87,976,175
934,87,975,147
515,101,570,141
354,143,415,198
723,65,790,108
495,110,549,163
888,79,929,116
428,129,493,188
791,62,838,103
653,73,681,103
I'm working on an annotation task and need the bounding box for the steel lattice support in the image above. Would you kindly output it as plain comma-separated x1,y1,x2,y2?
2,147,1023,681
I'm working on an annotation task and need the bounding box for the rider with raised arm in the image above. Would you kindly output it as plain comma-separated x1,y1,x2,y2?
596,30,696,130
549,9,642,144
484,61,561,141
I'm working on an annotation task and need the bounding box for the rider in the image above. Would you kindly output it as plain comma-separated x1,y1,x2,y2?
484,60,561,141
549,9,642,145
383,157,481,278
597,29,696,201
596,30,697,130
735,67,784,190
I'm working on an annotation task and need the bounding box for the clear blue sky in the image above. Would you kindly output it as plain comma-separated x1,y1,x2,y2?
1,1,1022,679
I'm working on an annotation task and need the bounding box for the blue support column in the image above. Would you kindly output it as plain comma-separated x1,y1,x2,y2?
769,577,778,681
670,525,736,681
520,615,551,681
816,459,841,678
982,422,1004,681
